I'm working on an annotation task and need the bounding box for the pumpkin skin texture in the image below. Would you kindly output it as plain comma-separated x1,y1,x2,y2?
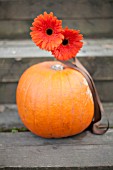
16,61,94,138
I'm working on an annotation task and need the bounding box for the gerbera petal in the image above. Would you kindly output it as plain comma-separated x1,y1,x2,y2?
30,12,64,51
52,27,83,61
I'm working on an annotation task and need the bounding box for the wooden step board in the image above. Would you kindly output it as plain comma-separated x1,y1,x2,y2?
0,39,113,103
0,129,113,169
0,103,113,132
0,102,113,169
0,0,113,38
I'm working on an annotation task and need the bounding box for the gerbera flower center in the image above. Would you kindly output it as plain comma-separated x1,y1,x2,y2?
62,39,69,46
46,28,53,35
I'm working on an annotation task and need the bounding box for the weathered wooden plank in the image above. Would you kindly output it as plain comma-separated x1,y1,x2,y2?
0,39,113,103
0,58,54,83
0,19,113,39
0,103,112,132
0,146,113,169
0,0,113,19
0,82,17,104
63,19,113,37
1,39,113,58
77,57,113,81
0,39,113,82
0,104,25,131
0,82,113,103
0,20,31,39
95,81,113,102
0,129,113,146
0,57,113,83
0,130,113,169
0,41,52,58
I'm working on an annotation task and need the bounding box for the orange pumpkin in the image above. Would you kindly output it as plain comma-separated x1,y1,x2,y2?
16,61,94,138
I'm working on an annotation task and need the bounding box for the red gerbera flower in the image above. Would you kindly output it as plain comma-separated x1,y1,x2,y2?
52,27,83,60
30,12,64,51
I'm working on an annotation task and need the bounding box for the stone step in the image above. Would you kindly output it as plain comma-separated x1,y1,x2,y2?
0,103,113,132
0,39,113,103
0,129,113,169
0,0,113,38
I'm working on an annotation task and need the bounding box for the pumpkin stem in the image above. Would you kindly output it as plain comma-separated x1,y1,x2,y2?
51,64,64,71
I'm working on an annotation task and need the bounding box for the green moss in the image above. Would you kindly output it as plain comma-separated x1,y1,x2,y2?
0,127,28,132
11,129,19,133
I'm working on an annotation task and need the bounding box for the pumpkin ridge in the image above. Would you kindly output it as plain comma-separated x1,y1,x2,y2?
18,64,40,125
24,73,38,129
59,70,63,136
32,70,52,133
49,70,64,137
59,70,73,137
16,69,33,122
44,71,56,137
34,70,56,137
65,70,75,135
32,75,40,131
17,67,38,123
